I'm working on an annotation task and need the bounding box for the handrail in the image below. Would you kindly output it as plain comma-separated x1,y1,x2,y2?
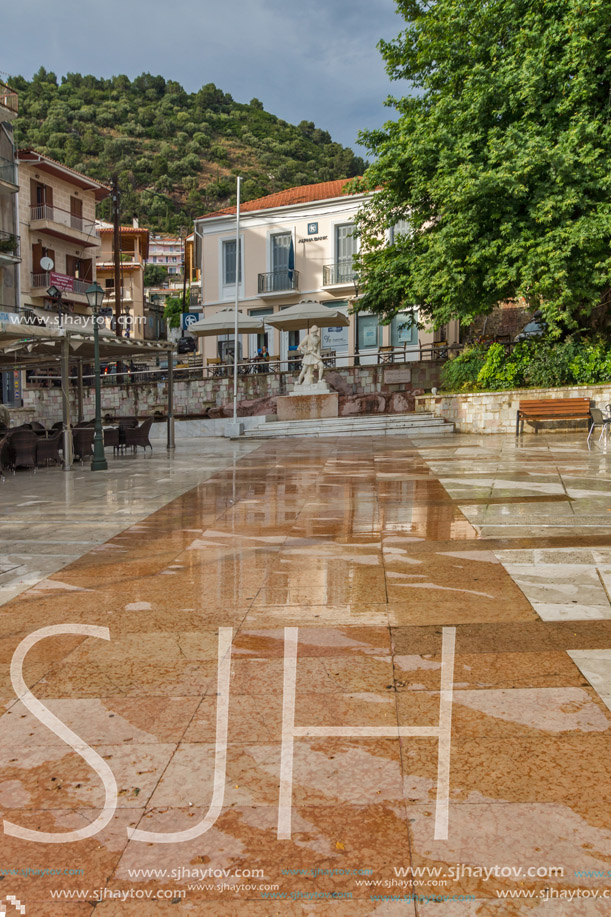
31,271,90,295
322,260,357,286
30,203,98,237
0,82,18,114
26,349,456,390
257,269,299,294
0,155,17,186
0,230,20,258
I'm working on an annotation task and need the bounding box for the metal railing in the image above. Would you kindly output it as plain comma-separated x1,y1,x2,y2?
30,204,98,237
0,230,19,259
323,260,357,286
24,345,460,393
0,82,18,115
31,271,90,295
0,155,17,187
257,269,299,294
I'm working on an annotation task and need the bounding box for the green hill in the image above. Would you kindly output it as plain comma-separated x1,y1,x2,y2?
10,68,365,232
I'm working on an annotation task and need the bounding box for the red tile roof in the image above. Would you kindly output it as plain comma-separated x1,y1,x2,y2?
17,149,111,200
197,178,360,220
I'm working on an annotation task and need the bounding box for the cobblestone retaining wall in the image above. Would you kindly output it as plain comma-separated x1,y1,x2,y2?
22,361,444,425
416,384,611,433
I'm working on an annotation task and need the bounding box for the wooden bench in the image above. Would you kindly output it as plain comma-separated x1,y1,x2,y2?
516,398,591,435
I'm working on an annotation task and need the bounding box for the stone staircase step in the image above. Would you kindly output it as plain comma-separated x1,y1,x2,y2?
243,412,453,439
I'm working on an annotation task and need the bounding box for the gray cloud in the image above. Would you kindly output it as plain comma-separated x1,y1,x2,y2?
3,0,405,150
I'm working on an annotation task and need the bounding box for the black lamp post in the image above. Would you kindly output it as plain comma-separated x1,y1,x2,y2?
46,284,63,327
85,282,108,472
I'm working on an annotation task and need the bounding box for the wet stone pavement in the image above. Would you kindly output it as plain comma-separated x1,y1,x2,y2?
0,433,611,915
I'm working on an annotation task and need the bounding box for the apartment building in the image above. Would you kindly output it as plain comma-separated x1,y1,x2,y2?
0,79,20,405
95,221,150,339
147,234,183,276
194,179,457,364
0,80,19,320
18,149,108,320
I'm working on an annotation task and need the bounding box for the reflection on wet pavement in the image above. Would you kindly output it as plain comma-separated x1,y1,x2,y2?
0,431,610,913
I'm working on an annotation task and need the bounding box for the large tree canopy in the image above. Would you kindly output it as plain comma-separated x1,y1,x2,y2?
353,0,611,332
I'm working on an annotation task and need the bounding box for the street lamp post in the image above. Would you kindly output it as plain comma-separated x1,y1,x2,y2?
86,282,108,472
46,284,63,327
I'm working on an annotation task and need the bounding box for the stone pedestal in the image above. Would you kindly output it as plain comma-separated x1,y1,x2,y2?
277,392,339,421
289,380,332,396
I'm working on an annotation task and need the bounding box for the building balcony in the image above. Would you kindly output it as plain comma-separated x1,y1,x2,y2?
30,204,101,248
322,260,357,289
257,269,300,296
30,271,92,305
103,288,135,306
0,230,20,264
0,155,18,193
0,82,18,121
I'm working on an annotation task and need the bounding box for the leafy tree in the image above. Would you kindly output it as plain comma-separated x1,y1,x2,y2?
163,289,189,329
353,0,611,333
12,70,365,233
143,264,169,287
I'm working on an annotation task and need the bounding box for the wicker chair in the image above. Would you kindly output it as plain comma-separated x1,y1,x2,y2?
124,417,154,452
31,420,47,435
0,433,10,480
36,430,62,467
104,426,120,451
9,430,38,470
73,427,94,462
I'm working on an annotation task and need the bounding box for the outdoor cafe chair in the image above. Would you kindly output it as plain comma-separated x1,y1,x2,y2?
587,407,611,445
124,417,153,453
0,433,10,481
73,427,94,462
36,430,62,467
8,430,38,470
103,426,120,453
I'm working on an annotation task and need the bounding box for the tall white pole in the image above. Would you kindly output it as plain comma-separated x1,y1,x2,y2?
233,176,241,425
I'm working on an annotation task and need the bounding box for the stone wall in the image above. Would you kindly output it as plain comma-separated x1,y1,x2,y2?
22,361,444,425
416,384,611,433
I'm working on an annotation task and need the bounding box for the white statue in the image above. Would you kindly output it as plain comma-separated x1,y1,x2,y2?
297,325,324,386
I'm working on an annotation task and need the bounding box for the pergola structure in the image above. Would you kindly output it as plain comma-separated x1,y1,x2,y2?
0,321,175,467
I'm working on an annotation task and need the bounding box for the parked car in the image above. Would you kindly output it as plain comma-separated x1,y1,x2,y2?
177,335,197,354
514,310,548,342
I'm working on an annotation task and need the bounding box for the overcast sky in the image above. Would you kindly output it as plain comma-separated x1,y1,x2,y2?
3,0,406,153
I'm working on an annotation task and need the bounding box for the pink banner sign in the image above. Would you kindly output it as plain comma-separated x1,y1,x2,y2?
49,271,75,292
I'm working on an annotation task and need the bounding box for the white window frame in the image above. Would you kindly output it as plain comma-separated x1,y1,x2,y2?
218,233,244,301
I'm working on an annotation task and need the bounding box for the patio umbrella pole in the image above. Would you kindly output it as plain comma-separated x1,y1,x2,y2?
61,332,73,471
232,176,241,429
77,360,84,423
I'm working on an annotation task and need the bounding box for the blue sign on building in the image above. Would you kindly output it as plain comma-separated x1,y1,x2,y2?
182,312,202,333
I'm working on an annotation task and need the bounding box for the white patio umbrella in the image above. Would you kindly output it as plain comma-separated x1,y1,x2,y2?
188,307,265,336
264,299,350,332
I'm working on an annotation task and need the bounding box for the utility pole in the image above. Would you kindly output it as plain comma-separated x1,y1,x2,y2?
181,229,188,316
111,176,122,337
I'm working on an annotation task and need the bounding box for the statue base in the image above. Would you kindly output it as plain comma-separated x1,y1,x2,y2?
277,392,338,422
289,380,332,396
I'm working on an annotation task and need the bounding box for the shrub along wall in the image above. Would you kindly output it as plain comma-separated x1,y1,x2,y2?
441,341,611,393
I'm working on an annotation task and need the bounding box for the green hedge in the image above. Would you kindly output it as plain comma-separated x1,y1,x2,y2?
441,341,611,392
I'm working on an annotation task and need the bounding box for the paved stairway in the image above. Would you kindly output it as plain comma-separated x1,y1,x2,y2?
243,410,454,438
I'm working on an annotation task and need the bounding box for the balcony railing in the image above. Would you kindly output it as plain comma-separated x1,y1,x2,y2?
31,271,90,295
0,155,17,187
0,82,18,115
257,269,299,295
0,230,20,259
322,260,357,286
30,204,98,238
